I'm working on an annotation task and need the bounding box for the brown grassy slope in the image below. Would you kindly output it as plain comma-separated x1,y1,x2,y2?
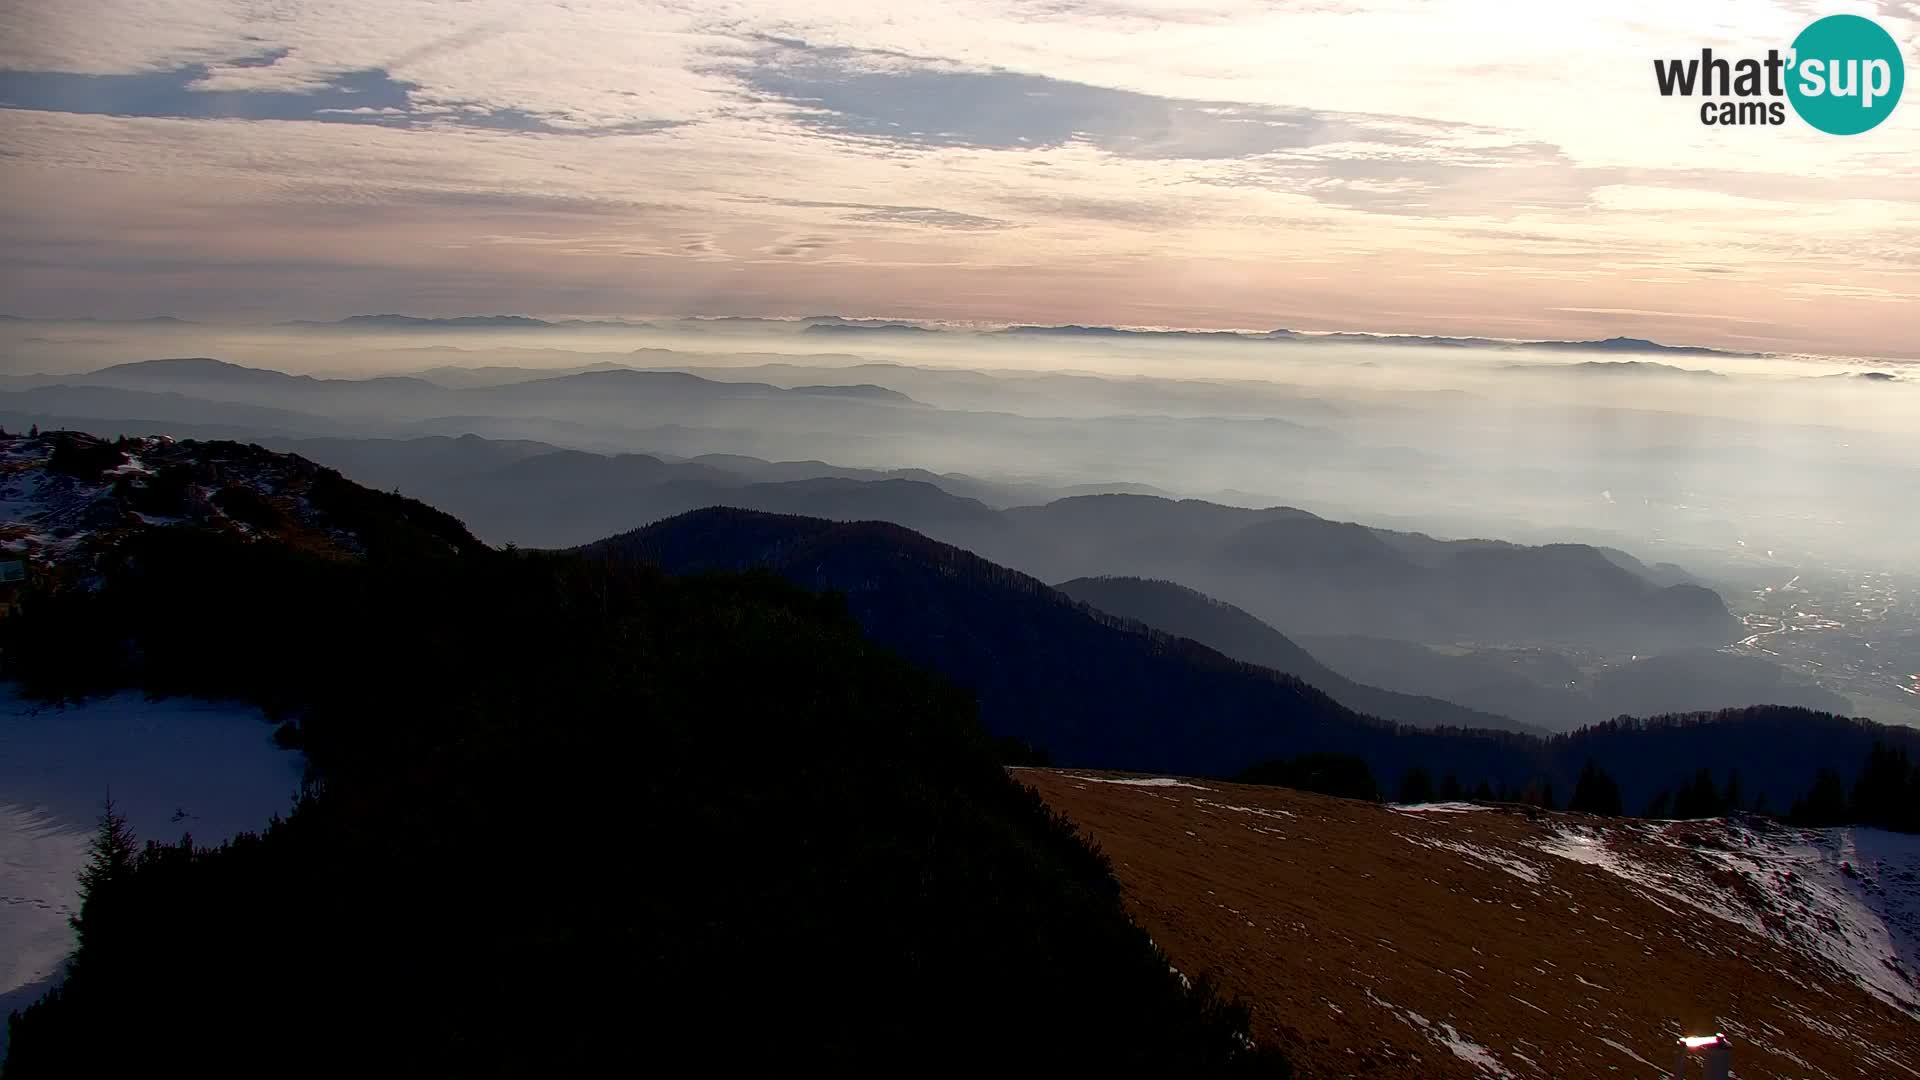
1016,769,1918,1079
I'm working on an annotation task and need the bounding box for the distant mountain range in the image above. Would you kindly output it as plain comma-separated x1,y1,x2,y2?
680,316,1764,356
0,314,195,325
3,311,1764,358
0,356,1872,734
409,361,636,387
101,422,1734,652
233,438,1819,729
1476,335,1744,357
0,358,927,431
0,358,1738,652
0,391,1708,653
281,314,557,329
802,322,936,336
277,314,655,330
1501,359,1727,377
992,324,1280,342
2,358,1877,744
987,327,1758,356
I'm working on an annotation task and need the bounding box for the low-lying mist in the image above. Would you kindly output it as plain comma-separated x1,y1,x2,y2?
5,316,1913,574
4,314,1917,728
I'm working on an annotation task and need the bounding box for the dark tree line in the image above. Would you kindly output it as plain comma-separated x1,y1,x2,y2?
1567,759,1623,816
1787,742,1920,830
2,525,1287,1076
1234,745,1916,836
1234,753,1380,801
1628,742,1918,829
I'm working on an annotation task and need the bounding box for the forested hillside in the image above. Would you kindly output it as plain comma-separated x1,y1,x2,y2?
2,515,1281,1074
588,508,1542,782
605,508,1920,815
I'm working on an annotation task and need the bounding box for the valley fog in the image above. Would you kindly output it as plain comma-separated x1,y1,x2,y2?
5,317,1914,572
4,316,1916,727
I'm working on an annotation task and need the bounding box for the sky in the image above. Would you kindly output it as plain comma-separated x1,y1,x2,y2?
1,0,1917,356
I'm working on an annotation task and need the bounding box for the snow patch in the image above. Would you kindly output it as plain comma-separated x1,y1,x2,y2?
0,803,89,1029
1595,1035,1670,1076
1197,798,1295,820
1391,801,1488,814
1437,1022,1514,1078
1367,988,1515,1077
1063,774,1211,790
1400,832,1546,884
0,684,303,1047
1532,818,1920,1012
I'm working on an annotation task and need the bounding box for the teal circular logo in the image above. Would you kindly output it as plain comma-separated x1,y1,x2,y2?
1787,15,1904,134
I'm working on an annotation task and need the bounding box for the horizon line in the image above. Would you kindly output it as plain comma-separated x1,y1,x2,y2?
0,310,1856,361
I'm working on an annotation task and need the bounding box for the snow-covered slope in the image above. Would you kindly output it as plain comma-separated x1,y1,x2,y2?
0,686,302,1041
0,431,335,567
0,804,88,1035
1533,816,1920,1014
0,429,478,582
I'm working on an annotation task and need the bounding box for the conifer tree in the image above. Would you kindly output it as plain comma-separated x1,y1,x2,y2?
1851,742,1916,830
1568,759,1623,816
1673,768,1721,818
1397,767,1436,804
70,795,138,952
1788,769,1849,826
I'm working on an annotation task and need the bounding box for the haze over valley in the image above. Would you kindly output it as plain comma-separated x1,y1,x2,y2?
6,315,1914,729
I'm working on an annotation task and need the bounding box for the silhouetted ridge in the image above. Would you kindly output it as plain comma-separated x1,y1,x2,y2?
589,508,1557,782
591,509,1356,697
996,495,1737,650
590,508,1916,815
1056,575,1533,734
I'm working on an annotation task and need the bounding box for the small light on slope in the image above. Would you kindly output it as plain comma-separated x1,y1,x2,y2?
1676,1033,1731,1079
1679,1034,1725,1049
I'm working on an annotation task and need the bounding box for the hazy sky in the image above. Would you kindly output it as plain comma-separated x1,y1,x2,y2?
2,1,1917,355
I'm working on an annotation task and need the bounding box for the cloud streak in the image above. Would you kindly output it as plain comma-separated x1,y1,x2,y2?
0,54,681,134
0,1,1914,357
